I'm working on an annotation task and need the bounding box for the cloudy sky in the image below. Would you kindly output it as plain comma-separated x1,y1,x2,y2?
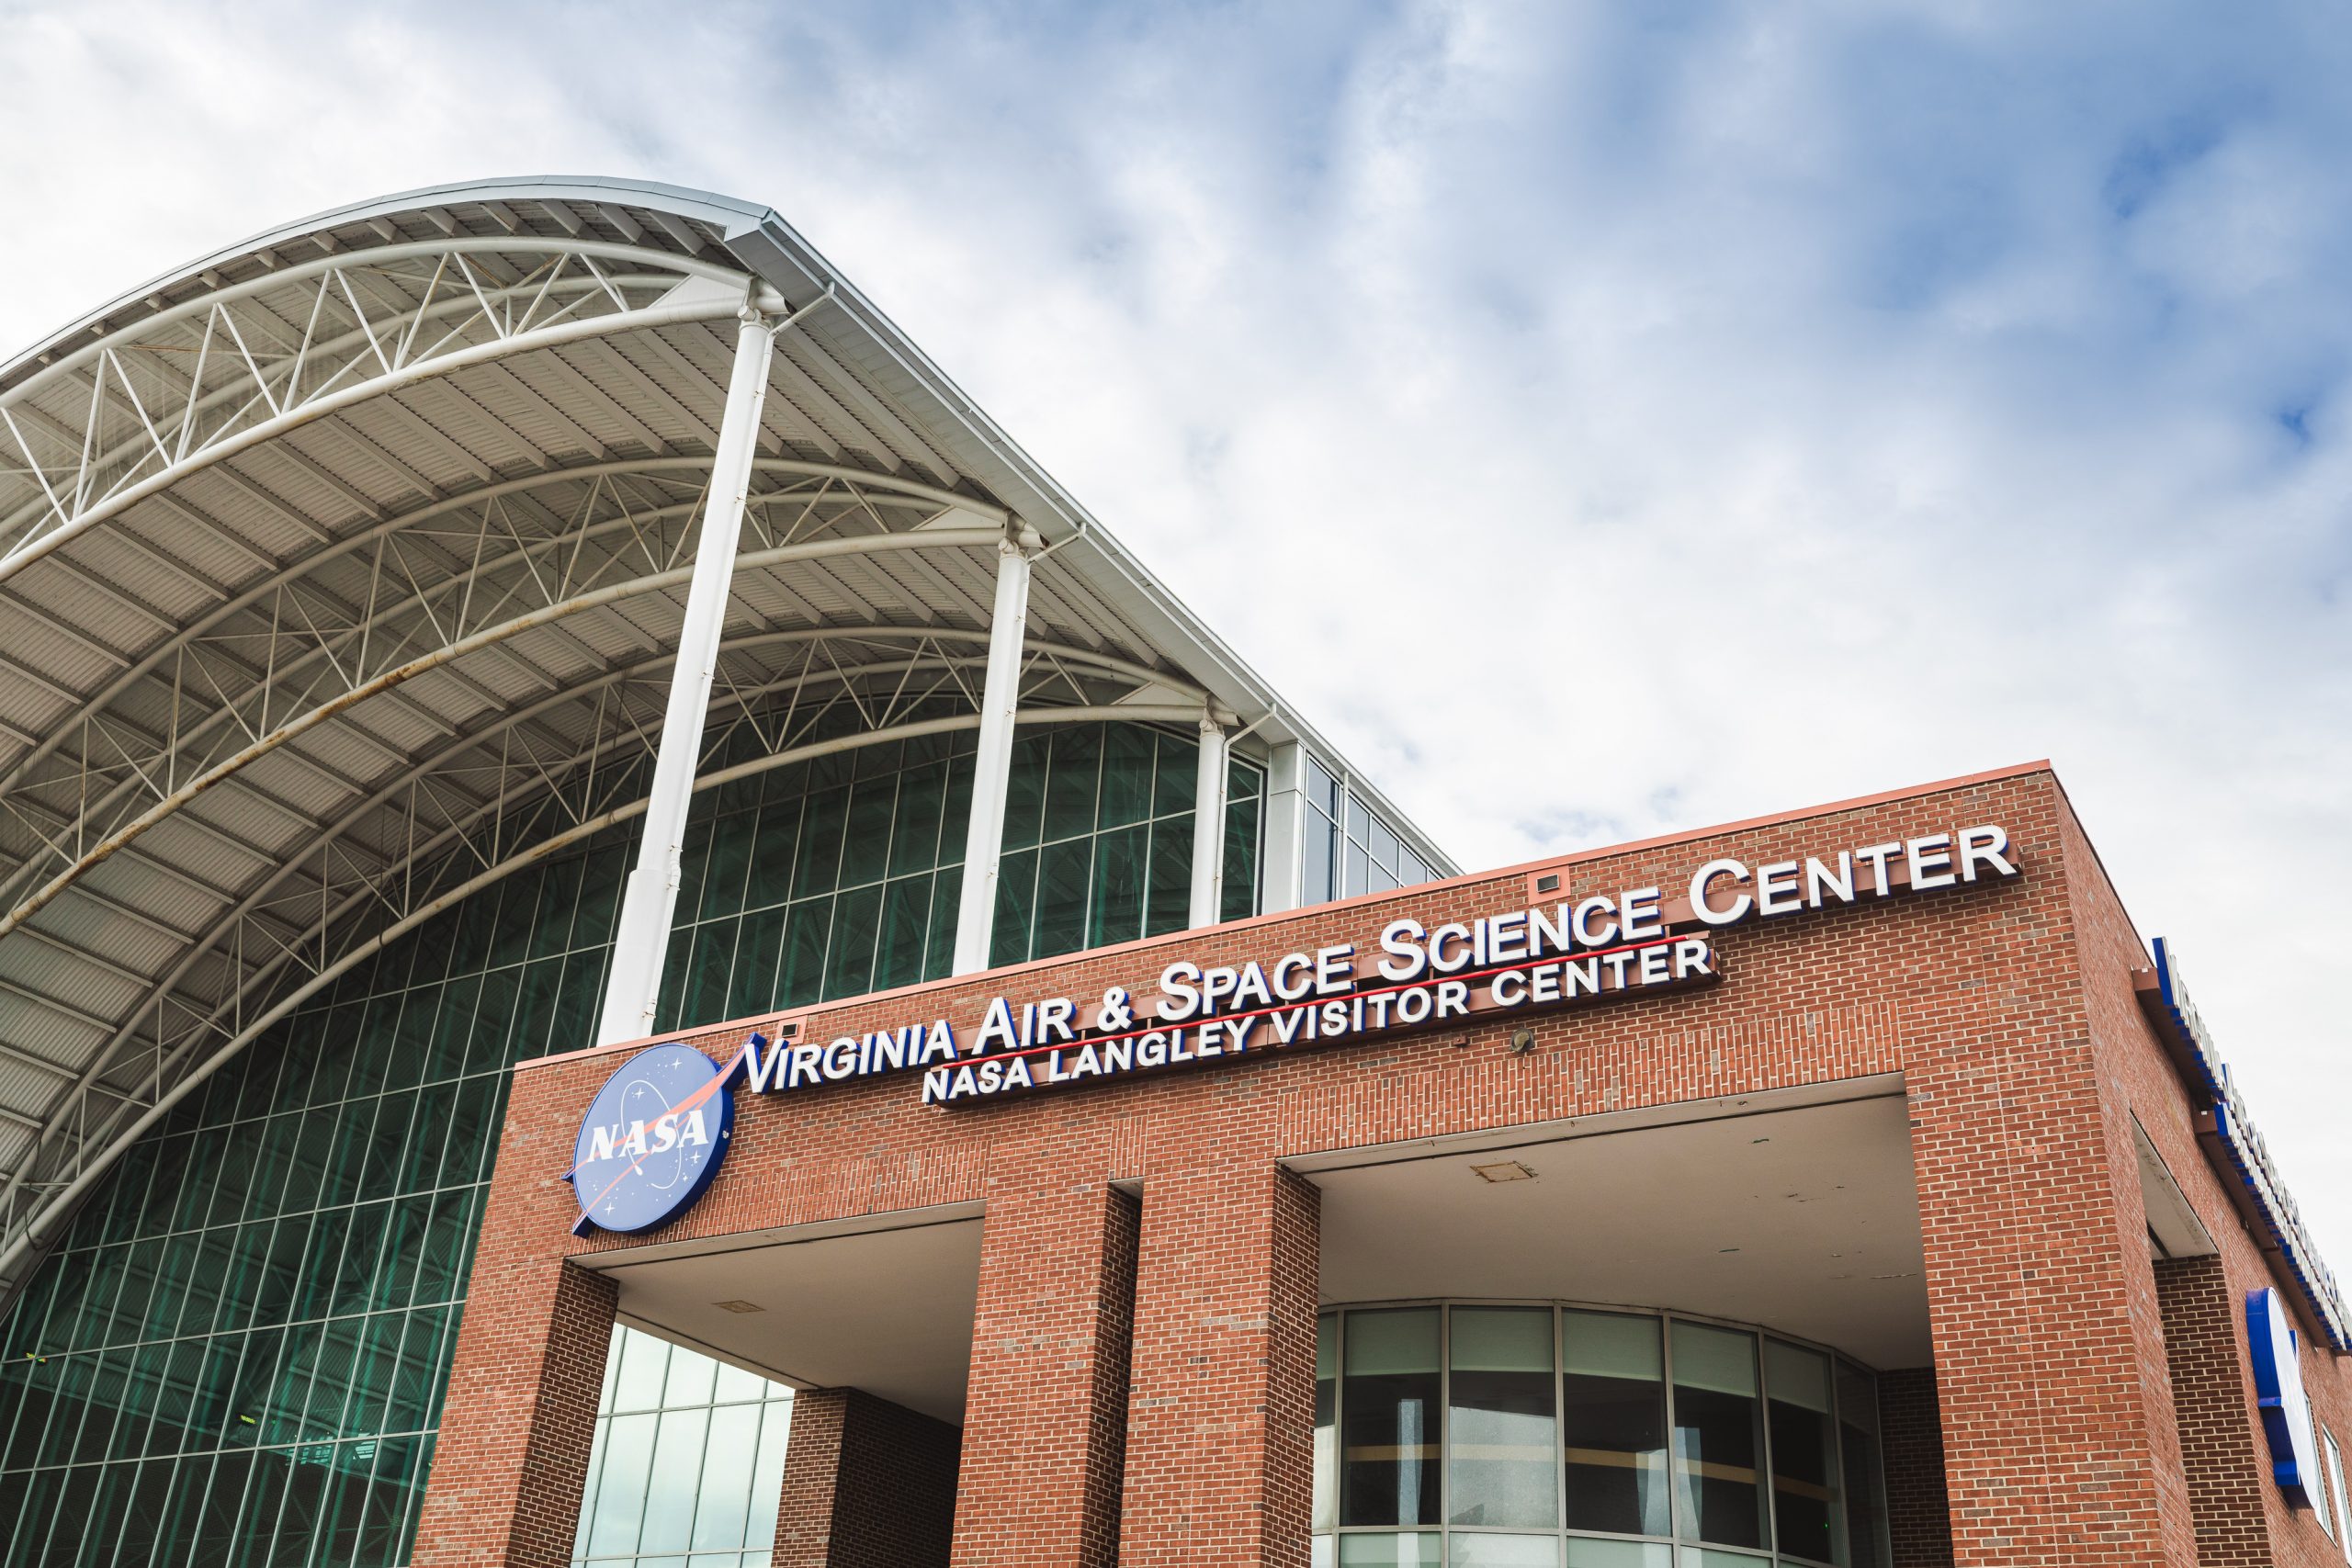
5,2,2349,1263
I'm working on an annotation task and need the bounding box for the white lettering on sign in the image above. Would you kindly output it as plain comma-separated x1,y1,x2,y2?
718,821,2019,1110
586,1107,712,1163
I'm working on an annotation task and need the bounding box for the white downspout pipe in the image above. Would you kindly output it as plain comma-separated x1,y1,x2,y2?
595,305,774,1045
1189,716,1229,927
951,532,1039,973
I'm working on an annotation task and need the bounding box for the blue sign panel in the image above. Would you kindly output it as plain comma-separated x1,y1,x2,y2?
571,1043,735,1235
2246,1286,2320,1508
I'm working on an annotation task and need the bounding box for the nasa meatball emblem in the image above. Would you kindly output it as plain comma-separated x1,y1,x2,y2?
570,1043,734,1235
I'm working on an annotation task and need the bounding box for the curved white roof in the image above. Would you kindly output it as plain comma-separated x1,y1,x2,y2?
0,177,1451,1305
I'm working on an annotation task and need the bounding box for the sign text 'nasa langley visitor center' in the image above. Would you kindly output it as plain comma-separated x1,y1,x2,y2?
0,180,2345,1568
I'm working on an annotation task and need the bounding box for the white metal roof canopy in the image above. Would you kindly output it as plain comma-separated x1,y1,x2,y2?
0,178,1453,1311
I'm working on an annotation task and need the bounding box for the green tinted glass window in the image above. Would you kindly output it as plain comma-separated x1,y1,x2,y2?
0,721,1261,1568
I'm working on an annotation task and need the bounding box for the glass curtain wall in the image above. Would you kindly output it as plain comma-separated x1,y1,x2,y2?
1299,756,1437,907
0,718,1261,1568
1314,1304,1895,1568
571,1328,793,1568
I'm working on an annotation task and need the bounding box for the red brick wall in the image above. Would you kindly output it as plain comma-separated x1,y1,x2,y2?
410,1245,615,1567
2155,1254,2273,1564
953,1158,1141,1568
407,763,2352,1568
1880,1367,1952,1567
2051,788,2352,1567
775,1387,960,1568
1118,1162,1319,1567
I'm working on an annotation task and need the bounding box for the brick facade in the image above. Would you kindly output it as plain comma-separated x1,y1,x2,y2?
775,1387,962,1568
410,1239,616,1568
1881,1367,1953,1567
2155,1255,2274,1565
407,763,2352,1567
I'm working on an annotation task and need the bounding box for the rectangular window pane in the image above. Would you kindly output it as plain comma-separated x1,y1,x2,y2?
1564,1540,1673,1568
585,1410,657,1557
746,798,802,909
887,763,947,876
989,849,1038,969
1767,1340,1842,1564
1449,1306,1556,1529
1042,726,1103,843
1098,726,1155,829
698,816,752,922
871,878,932,994
1033,838,1091,960
1222,790,1260,923
2325,1431,2349,1566
1337,1534,1442,1567
824,884,884,998
682,922,739,1030
1142,815,1191,938
1002,735,1049,852
1089,825,1148,949
1670,1321,1766,1550
637,1405,712,1552
1836,1361,1889,1568
1563,1311,1668,1537
727,905,788,1020
1302,814,1336,907
1315,1313,1338,1534
778,899,831,1010
1340,1307,1441,1527
791,788,848,898
840,778,898,888
1452,1534,1561,1567
1150,729,1197,818
741,1399,794,1552
1306,755,1339,815
690,1403,764,1550
613,1329,671,1413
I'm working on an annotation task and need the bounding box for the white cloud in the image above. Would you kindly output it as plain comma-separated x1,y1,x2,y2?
5,0,2351,1269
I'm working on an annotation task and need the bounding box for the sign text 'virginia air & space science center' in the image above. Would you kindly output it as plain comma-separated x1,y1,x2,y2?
735,823,2019,1108
567,824,2017,1232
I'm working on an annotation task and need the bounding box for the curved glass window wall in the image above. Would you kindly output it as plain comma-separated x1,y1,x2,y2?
0,718,1261,1568
1313,1304,1893,1568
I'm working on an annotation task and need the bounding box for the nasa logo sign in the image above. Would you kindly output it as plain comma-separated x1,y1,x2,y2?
2246,1286,2321,1508
570,1043,734,1235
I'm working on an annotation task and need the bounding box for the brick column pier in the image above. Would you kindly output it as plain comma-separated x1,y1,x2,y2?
1117,1161,1320,1568
775,1386,962,1567
409,1251,616,1568
1905,1039,2196,1566
950,1146,1142,1568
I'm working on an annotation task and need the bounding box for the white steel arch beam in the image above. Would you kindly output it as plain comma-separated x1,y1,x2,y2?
0,626,1193,1245
0,468,1002,893
0,245,793,578
0,528,1003,945
0,457,1008,800
0,697,1205,1285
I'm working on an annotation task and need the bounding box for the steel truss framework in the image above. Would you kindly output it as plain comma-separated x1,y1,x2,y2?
0,238,775,573
0,181,1445,1329
0,432,1185,1316
0,619,1201,1286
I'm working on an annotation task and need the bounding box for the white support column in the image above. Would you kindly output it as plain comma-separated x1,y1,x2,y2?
1257,740,1306,914
596,306,773,1046
1188,717,1228,928
950,533,1038,974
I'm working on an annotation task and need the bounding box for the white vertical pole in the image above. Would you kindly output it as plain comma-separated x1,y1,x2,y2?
596,306,773,1046
950,534,1036,974
1188,717,1228,928
1257,740,1306,914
